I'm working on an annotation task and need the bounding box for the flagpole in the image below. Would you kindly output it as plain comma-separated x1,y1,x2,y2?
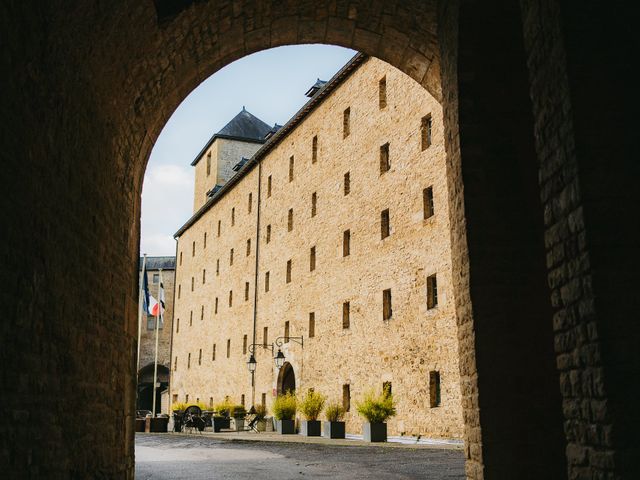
137,254,147,386
151,268,163,417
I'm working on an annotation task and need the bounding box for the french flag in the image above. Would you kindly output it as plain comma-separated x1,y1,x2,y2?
142,265,164,317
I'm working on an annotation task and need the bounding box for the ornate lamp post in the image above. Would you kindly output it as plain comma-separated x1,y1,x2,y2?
246,335,304,371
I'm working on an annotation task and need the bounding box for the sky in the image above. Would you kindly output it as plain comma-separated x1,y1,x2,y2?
141,45,357,257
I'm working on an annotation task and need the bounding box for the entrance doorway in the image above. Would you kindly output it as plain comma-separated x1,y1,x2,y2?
277,362,296,395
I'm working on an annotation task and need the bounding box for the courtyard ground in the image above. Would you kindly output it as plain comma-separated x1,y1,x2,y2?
135,433,465,479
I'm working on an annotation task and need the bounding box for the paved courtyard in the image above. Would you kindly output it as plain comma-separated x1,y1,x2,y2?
136,433,465,479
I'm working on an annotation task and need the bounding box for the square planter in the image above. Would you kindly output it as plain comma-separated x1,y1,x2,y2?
301,420,321,436
323,421,345,439
362,422,387,442
231,417,245,431
135,418,146,432
212,416,230,432
145,416,169,433
276,419,296,434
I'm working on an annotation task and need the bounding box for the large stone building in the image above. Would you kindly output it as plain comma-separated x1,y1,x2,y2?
171,54,463,439
137,256,175,413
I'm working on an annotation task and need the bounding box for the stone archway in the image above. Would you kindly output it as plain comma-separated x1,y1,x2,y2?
2,1,637,479
277,362,296,395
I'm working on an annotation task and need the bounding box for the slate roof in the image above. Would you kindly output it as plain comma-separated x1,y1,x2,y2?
139,256,176,271
305,78,328,97
191,108,272,166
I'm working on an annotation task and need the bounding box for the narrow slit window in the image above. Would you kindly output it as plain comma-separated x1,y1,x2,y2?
204,232,207,249
311,192,317,217
230,248,234,266
261,393,266,407
379,76,387,109
212,344,216,361
231,207,235,226
246,238,251,257
189,311,193,326
380,143,390,174
229,290,233,307
344,172,350,195
191,277,194,291
248,192,252,213
381,209,390,239
202,269,206,284
343,384,351,412
309,312,315,338
310,246,316,272
216,259,220,276
265,271,270,292
192,241,196,256
421,114,433,150
176,318,180,333
215,297,218,314
267,175,272,197
200,305,204,321
284,321,290,342
383,289,392,320
188,353,191,369
289,156,294,182
343,107,350,138
174,356,178,371
217,220,221,237
245,281,250,301
429,371,441,407
179,251,182,266
312,135,318,163
286,260,292,284
226,339,231,358
178,285,181,299
206,152,211,176
342,301,350,329
263,326,268,347
288,209,293,231
423,186,434,219
243,334,247,355
427,274,438,309
266,224,271,243
343,229,351,257
198,349,202,365
241,394,245,407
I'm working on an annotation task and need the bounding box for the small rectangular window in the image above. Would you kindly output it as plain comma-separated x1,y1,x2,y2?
311,192,317,217
188,353,191,369
212,343,216,361
344,172,350,195
248,192,252,213
343,107,350,138
312,135,318,163
381,209,390,239
267,175,272,197
284,321,290,342
288,208,293,231
147,315,155,330
246,238,251,256
230,248,234,266
198,348,202,365
286,260,292,283
265,271,270,292
173,394,179,404
226,339,231,358
215,297,219,314
383,289,392,320
423,186,434,219
206,152,212,176
380,143,390,174
243,334,248,355
263,326,268,347
343,301,350,329
202,269,206,284
266,224,271,243
217,220,221,237
379,76,387,109
153,273,159,284
245,281,250,301
343,384,351,412
261,393,267,407
204,232,207,249
343,230,351,257
229,290,233,307
309,312,315,338
310,246,316,272
231,207,235,226
427,274,438,309
429,371,441,407
216,259,220,276
421,114,433,150
289,156,294,182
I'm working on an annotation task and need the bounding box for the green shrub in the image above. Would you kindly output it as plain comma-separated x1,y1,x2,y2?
254,404,268,420
272,391,297,420
230,404,246,418
213,400,233,417
299,390,326,421
171,401,188,412
325,402,346,422
356,387,396,423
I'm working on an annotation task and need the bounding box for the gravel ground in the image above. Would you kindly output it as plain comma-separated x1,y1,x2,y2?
136,433,465,479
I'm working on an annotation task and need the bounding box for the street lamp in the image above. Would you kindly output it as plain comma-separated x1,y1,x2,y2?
247,354,257,373
274,349,286,369
246,336,304,371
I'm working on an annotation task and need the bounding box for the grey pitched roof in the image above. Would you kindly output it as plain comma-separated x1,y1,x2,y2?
206,184,223,197
139,256,176,271
305,78,328,97
191,108,272,166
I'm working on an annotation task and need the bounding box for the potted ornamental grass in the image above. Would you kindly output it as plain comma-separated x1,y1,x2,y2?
272,391,297,434
230,404,247,431
356,386,396,442
323,401,346,439
212,400,233,432
299,390,326,436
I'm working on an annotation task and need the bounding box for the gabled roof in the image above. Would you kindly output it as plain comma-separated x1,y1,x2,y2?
139,256,176,271
305,78,327,97
191,108,272,166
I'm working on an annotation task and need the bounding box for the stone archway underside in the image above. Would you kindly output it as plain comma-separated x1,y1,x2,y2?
2,1,637,479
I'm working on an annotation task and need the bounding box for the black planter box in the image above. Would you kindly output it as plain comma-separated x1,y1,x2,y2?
301,420,321,436
145,417,169,433
277,419,296,434
173,411,184,432
213,416,230,432
362,422,387,442
323,421,345,439
135,418,146,432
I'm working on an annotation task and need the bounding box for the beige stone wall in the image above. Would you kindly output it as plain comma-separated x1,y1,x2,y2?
139,266,175,371
172,58,463,439
193,138,264,212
